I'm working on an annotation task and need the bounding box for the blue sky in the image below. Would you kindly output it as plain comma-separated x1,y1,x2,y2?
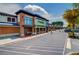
19,3,73,16
18,3,73,26
0,3,73,26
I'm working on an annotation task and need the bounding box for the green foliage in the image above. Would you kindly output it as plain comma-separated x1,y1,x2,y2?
73,3,79,9
63,3,79,38
52,21,63,26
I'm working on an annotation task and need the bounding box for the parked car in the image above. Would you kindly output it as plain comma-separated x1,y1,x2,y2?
64,29,72,32
74,29,79,37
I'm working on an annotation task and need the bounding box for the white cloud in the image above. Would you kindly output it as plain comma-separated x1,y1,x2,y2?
42,14,68,27
42,14,53,23
24,4,48,15
0,3,22,15
23,4,54,23
51,15,68,27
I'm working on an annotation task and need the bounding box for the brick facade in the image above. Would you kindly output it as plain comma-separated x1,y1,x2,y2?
17,13,35,37
0,26,20,35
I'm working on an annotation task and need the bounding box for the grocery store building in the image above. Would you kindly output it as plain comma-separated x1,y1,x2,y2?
16,10,49,37
0,10,49,37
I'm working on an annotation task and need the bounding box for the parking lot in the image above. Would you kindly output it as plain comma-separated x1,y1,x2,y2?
0,30,68,55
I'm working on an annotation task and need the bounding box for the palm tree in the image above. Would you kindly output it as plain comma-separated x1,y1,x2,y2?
73,3,79,9
73,3,79,28
64,9,79,28
63,9,79,37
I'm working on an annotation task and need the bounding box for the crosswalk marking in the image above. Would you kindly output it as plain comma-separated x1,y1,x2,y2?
66,38,71,49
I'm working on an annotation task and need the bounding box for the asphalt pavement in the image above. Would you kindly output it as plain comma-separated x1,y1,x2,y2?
0,30,68,55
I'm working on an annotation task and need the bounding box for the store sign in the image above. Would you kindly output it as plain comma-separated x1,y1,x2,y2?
37,20,45,26
35,17,46,27
24,16,33,25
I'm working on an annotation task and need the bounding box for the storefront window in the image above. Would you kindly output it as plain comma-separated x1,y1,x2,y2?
7,17,11,22
12,18,16,22
24,16,32,25
7,17,16,23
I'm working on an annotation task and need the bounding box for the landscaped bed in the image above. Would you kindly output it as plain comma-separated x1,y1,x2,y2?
68,32,79,39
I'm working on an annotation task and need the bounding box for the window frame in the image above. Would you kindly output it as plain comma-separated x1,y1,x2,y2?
7,17,16,23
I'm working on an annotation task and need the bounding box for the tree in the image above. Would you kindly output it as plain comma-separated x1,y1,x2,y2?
63,9,79,29
73,3,79,9
52,21,63,29
73,3,79,28
63,9,79,37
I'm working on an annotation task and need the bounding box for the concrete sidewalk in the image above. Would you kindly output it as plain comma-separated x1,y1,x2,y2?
0,33,48,45
65,38,79,55
70,38,79,53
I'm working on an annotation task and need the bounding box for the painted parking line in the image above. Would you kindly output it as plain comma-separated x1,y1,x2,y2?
0,46,62,53
0,49,39,55
2,44,64,49
66,38,71,49
26,48,62,53
26,45,63,52
29,45,63,50
32,45,64,48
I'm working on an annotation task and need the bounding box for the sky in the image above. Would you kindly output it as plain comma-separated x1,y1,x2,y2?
0,3,73,26
19,3,73,16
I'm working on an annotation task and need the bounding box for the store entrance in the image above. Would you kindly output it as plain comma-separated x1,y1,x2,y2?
24,27,32,36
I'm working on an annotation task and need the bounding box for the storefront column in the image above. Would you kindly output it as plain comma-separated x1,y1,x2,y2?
32,17,35,35
19,13,25,37
32,27,35,35
20,25,25,37
42,28,44,33
39,28,40,34
45,28,47,32
35,27,37,34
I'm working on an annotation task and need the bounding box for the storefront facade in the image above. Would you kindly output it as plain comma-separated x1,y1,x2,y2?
0,10,49,37
0,12,20,37
16,10,49,37
35,16,48,34
16,10,35,37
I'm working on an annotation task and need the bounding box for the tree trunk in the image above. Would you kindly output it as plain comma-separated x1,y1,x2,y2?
72,24,75,37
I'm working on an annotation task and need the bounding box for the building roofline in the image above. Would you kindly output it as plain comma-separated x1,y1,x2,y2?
0,11,17,17
16,10,49,21
15,10,35,16
34,14,49,21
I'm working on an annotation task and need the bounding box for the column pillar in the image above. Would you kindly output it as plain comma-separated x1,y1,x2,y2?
32,17,35,35
35,27,37,34
19,13,25,37
45,27,46,32
39,28,40,34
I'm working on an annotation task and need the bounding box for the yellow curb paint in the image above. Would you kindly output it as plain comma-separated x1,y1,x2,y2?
66,38,71,49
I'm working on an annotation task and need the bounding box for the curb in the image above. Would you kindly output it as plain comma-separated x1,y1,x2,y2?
63,33,69,55
0,32,48,45
66,52,79,55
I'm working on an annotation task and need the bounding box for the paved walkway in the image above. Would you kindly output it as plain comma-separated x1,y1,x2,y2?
64,36,79,55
